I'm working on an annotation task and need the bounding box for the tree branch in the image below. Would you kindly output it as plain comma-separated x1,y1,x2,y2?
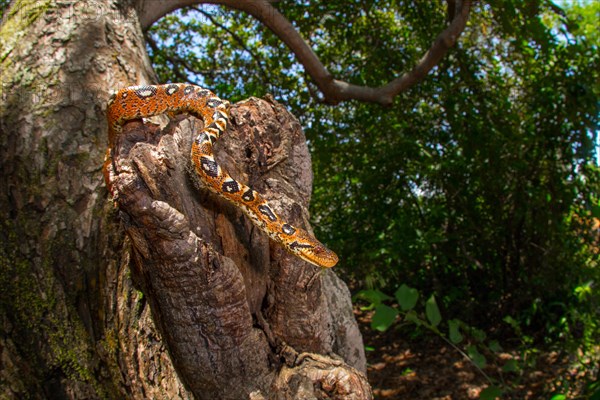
145,32,199,83
138,0,471,106
190,6,272,90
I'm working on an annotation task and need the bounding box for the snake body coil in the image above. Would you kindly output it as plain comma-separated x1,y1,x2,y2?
103,83,338,268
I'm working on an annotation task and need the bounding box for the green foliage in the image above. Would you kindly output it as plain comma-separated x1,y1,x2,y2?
480,386,503,400
448,319,463,344
395,284,419,311
425,295,442,328
353,288,392,308
0,0,10,20
371,304,399,332
356,284,511,399
358,280,600,398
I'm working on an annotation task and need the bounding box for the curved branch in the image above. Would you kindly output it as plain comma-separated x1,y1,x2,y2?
145,33,200,83
145,30,230,84
138,0,471,106
190,6,272,89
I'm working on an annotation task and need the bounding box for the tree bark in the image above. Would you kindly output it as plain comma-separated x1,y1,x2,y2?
0,1,368,399
106,97,370,398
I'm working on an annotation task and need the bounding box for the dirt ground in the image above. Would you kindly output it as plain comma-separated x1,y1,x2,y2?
356,309,595,399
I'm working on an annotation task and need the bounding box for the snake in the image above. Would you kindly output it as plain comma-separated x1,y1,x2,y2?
103,83,338,268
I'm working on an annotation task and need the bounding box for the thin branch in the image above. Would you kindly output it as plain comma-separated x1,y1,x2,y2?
145,33,196,83
145,32,231,84
544,0,567,18
190,6,272,90
138,0,472,106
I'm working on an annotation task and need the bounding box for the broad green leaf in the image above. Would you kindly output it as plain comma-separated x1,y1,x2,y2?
503,316,519,329
467,345,487,369
471,327,487,342
591,204,600,219
502,359,518,372
425,295,442,327
550,395,566,400
479,386,502,400
371,304,399,332
488,340,502,352
395,284,419,311
404,310,422,325
448,319,463,344
354,289,392,306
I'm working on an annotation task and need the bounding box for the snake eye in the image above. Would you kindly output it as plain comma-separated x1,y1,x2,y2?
282,223,296,235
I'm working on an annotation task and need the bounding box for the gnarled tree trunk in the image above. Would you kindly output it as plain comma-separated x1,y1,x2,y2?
0,1,368,399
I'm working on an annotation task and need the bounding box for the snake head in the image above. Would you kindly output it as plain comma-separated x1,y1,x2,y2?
304,242,339,268
285,228,339,268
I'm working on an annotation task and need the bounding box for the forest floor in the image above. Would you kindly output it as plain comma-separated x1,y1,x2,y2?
355,309,595,399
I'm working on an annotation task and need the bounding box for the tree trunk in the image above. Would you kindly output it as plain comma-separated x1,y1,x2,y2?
0,1,369,399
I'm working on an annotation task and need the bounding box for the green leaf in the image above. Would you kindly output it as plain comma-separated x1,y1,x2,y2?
479,386,502,400
404,310,422,325
395,284,419,311
448,319,463,344
467,345,487,369
502,359,518,372
488,340,502,352
503,315,518,328
591,204,600,219
371,304,399,332
364,346,375,352
354,289,392,306
425,295,442,327
471,327,487,342
550,395,566,400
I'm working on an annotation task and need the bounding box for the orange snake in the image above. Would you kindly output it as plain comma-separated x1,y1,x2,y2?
103,84,338,268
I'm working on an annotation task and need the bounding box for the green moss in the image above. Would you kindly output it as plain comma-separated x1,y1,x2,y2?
0,0,52,63
7,0,51,25
0,219,109,399
0,223,46,333
102,328,119,357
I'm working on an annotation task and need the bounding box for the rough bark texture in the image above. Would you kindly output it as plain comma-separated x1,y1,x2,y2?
0,0,368,399
105,96,369,399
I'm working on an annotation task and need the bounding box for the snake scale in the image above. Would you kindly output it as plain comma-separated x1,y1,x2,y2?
103,83,338,268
